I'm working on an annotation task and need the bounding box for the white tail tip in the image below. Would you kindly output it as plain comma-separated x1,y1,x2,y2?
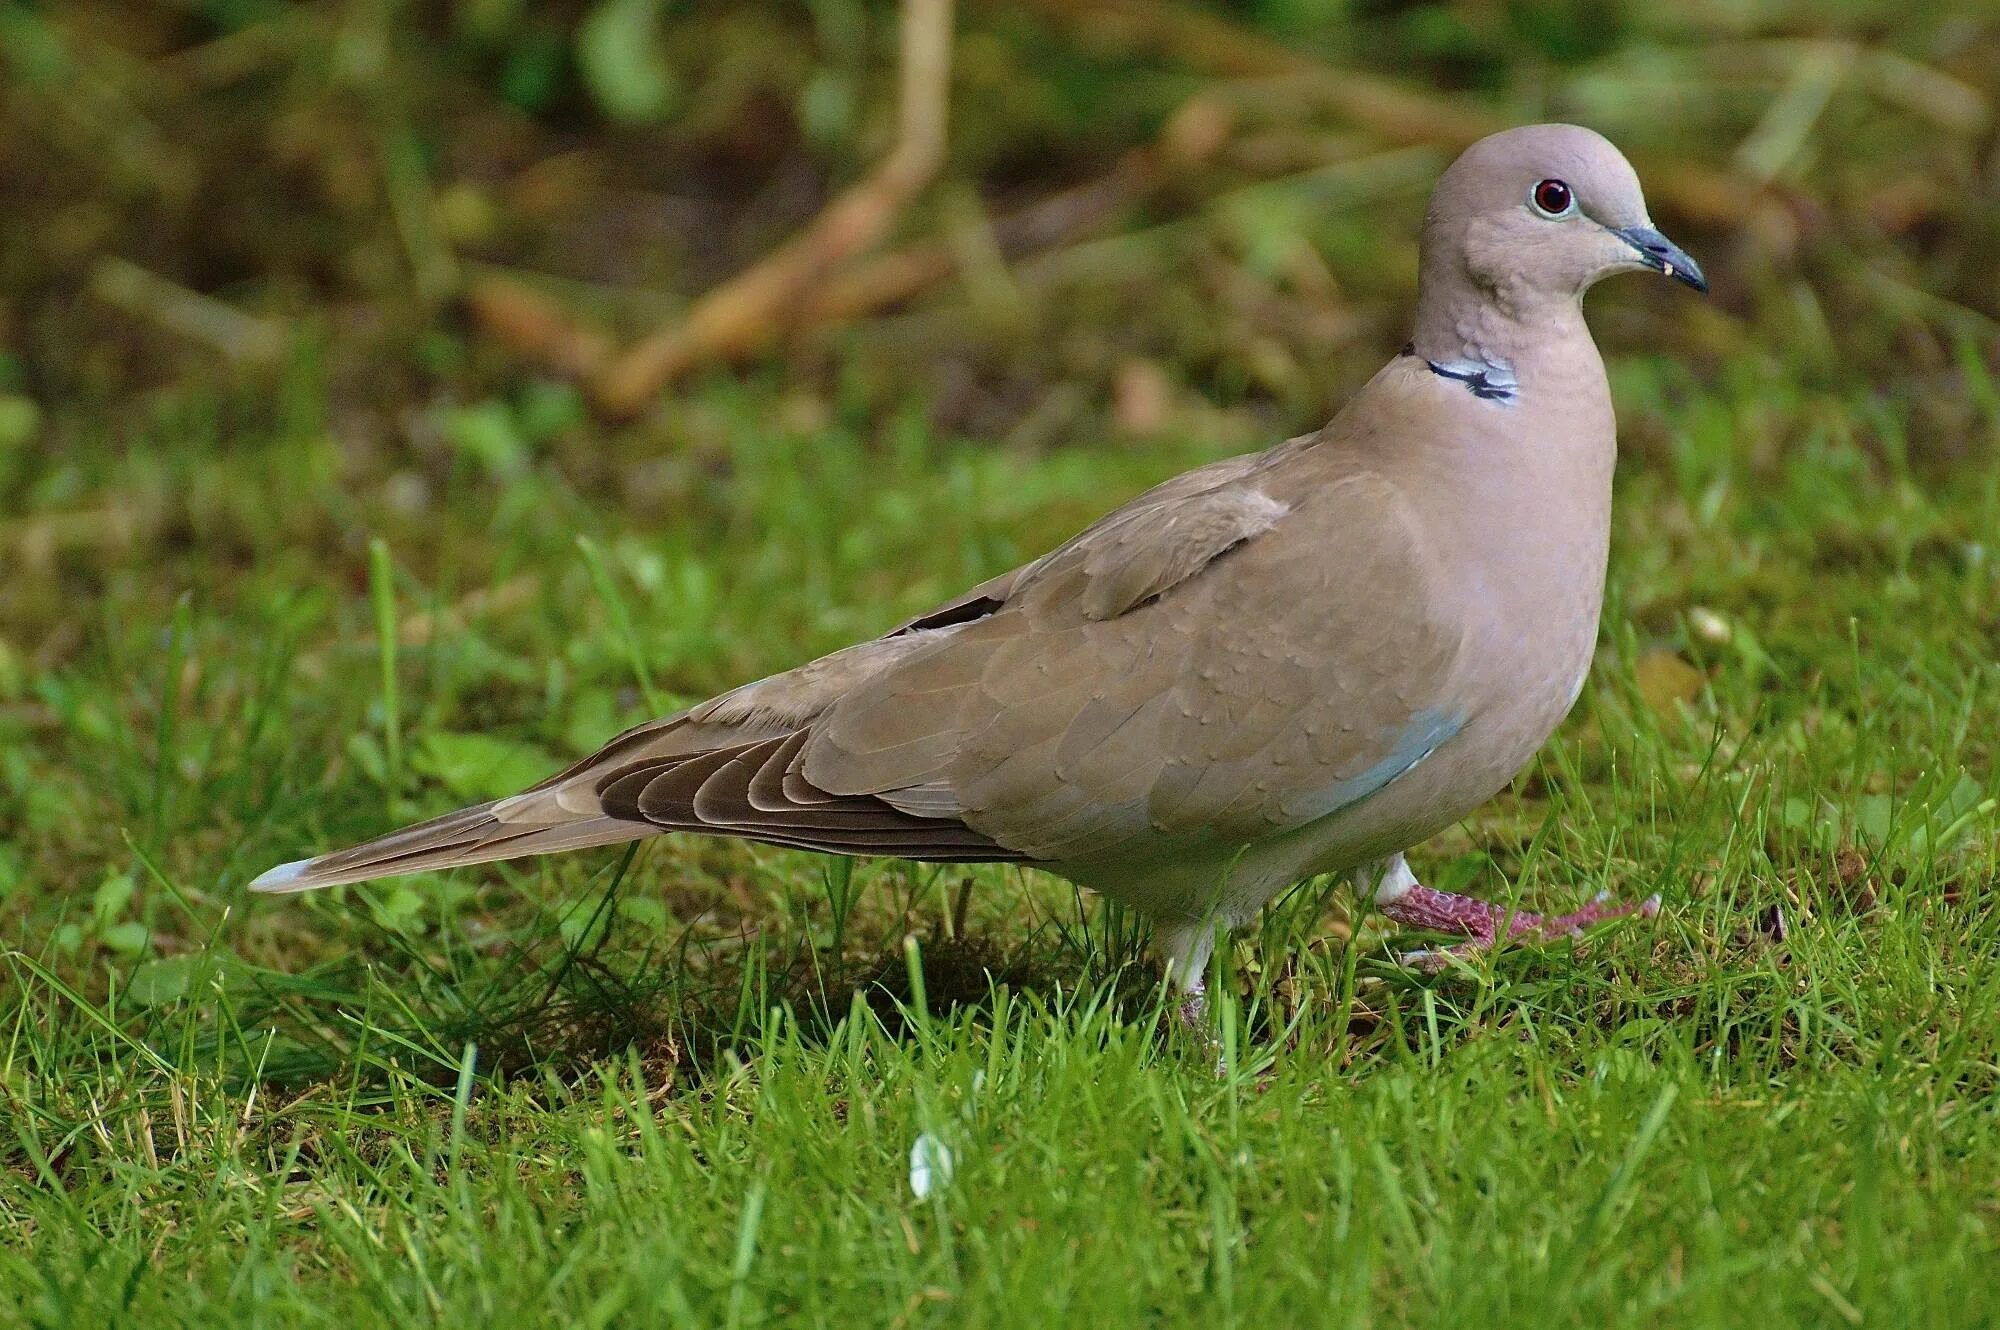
250,858,314,893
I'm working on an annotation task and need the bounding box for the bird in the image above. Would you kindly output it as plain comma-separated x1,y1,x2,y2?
254,123,1704,1009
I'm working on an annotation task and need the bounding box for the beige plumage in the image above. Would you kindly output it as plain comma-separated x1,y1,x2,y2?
255,124,1704,986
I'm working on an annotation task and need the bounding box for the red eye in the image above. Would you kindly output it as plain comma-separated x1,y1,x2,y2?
1532,178,1573,216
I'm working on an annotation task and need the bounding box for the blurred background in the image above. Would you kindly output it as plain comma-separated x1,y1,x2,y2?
0,1,1996,1020
4,0,1994,450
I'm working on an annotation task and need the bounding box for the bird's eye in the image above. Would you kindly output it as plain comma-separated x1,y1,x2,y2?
1530,178,1575,218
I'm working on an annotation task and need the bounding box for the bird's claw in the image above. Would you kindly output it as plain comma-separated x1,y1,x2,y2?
1382,880,1660,973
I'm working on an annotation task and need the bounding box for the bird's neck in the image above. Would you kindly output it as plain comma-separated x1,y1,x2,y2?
1407,289,1592,402
1393,285,1617,532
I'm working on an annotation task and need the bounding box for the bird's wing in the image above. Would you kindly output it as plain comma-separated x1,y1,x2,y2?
253,432,1464,892
883,441,1292,634
803,458,1469,863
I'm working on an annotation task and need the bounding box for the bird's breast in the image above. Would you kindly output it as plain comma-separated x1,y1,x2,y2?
1353,395,1616,839
1433,483,1612,812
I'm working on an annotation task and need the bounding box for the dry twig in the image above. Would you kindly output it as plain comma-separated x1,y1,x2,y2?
465,276,615,380
795,93,1234,333
591,0,956,417
466,89,1232,391
87,258,287,362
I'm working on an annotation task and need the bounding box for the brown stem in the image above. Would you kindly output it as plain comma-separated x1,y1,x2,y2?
590,0,956,418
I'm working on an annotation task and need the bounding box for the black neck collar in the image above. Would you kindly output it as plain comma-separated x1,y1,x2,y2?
1401,343,1518,405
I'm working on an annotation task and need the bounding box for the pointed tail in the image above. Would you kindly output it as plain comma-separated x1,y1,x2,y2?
249,801,658,893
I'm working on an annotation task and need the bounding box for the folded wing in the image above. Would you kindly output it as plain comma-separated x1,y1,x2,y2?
253,434,1463,893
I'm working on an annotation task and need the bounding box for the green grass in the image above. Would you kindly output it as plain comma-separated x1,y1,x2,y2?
3,345,1998,1327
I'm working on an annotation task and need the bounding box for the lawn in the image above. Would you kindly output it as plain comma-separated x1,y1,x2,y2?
3,344,1997,1326
4,0,2000,1324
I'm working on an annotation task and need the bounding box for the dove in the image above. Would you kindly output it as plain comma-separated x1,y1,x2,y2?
254,123,1703,1006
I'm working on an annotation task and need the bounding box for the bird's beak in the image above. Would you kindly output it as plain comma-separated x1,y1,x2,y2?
1613,225,1707,293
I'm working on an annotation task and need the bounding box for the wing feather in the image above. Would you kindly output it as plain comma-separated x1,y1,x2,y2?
250,428,1468,897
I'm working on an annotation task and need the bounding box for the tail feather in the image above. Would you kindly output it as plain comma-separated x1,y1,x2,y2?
249,806,656,893
250,726,1024,895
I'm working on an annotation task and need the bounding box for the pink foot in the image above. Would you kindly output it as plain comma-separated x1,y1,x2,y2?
1169,978,1230,1074
1380,883,1660,973
1174,978,1209,1033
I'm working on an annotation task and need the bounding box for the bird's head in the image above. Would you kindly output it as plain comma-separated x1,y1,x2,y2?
1422,122,1707,308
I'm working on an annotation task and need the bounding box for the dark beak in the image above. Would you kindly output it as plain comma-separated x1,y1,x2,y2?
1613,225,1708,293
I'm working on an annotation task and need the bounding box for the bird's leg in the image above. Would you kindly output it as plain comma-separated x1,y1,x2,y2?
1174,973,1209,1034
1157,917,1222,1051
1356,854,1658,973
1168,970,1235,1076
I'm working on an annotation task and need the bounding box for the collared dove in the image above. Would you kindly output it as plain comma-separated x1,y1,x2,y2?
254,124,1703,997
